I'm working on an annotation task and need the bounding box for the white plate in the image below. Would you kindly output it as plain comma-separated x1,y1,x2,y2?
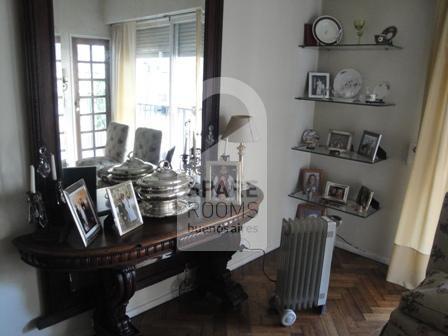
333,69,363,99
373,82,391,100
312,16,343,45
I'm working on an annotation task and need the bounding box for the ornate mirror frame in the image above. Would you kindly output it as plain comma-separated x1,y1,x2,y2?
22,0,223,220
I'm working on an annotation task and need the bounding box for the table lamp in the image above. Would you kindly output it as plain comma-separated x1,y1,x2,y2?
221,115,259,190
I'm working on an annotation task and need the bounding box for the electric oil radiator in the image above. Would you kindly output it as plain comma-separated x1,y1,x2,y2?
272,216,338,326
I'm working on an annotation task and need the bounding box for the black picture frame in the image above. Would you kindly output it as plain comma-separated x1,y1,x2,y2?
63,179,101,247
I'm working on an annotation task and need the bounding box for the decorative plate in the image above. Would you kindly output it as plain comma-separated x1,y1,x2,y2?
302,129,320,145
333,69,363,99
373,82,391,101
312,16,343,45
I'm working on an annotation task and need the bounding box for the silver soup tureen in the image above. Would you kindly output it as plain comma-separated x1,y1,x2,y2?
99,152,155,186
136,161,194,218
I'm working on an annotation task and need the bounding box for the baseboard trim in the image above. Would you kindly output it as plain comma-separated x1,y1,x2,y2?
335,240,389,265
127,274,180,318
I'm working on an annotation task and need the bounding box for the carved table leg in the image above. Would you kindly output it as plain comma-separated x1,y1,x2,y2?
93,266,140,336
193,232,248,309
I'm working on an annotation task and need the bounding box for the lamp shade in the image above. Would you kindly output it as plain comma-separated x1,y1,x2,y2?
221,115,259,143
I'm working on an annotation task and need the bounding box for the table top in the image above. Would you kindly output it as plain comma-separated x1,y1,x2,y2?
13,186,264,271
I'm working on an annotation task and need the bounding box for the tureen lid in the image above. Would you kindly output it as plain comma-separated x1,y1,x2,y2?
110,152,154,177
137,161,191,189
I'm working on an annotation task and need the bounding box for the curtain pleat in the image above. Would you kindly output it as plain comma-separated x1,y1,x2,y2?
387,2,448,289
111,22,137,140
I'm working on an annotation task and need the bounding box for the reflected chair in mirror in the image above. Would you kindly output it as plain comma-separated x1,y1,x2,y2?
165,146,176,164
76,122,129,170
381,193,448,336
133,128,162,165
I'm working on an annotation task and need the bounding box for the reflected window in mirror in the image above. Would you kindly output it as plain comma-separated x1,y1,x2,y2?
135,12,204,168
53,1,206,170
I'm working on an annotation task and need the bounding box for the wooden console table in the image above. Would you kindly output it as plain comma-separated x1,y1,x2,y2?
13,187,263,336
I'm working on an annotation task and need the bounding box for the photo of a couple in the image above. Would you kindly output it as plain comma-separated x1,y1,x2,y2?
107,182,143,236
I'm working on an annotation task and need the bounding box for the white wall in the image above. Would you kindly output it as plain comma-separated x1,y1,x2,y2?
220,0,320,252
53,0,112,165
54,0,110,38
312,0,436,263
103,0,204,24
0,0,94,334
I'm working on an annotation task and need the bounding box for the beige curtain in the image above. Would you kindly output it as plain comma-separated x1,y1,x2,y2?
387,1,448,289
111,22,136,133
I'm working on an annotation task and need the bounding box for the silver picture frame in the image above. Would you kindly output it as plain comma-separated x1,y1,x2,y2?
206,161,242,204
106,181,144,236
323,181,350,204
327,130,353,152
358,130,383,162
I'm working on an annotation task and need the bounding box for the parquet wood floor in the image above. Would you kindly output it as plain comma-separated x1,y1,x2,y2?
132,248,405,336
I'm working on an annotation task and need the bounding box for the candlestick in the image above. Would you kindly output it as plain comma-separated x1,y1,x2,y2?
50,154,57,181
192,132,196,150
183,137,188,155
30,165,36,194
224,138,228,155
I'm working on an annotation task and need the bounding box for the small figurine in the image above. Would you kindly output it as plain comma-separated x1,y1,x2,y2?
375,26,398,45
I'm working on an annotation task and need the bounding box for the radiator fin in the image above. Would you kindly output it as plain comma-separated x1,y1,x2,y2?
276,217,336,311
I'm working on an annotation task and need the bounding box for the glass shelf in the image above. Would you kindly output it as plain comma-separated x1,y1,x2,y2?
292,145,385,164
299,43,403,51
289,191,379,218
295,96,395,107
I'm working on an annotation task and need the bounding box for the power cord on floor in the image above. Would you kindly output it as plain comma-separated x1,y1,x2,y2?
239,245,277,283
336,234,368,254
239,234,367,285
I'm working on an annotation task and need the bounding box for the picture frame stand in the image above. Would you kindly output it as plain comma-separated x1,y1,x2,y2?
370,198,381,210
376,146,388,161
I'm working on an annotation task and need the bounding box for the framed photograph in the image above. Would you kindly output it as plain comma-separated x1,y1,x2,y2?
356,186,374,212
299,168,325,194
106,181,143,236
206,161,242,204
308,72,330,98
64,179,101,247
358,131,383,162
323,181,350,204
296,204,326,219
327,130,353,152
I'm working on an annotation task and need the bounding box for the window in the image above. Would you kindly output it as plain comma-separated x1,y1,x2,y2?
135,13,204,164
72,38,111,160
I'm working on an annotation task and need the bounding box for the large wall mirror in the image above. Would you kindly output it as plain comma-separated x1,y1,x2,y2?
54,0,208,169
20,0,223,326
23,0,222,212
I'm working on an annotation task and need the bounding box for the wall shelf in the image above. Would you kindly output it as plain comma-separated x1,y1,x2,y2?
292,145,385,164
295,96,395,107
299,43,403,51
289,191,379,218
